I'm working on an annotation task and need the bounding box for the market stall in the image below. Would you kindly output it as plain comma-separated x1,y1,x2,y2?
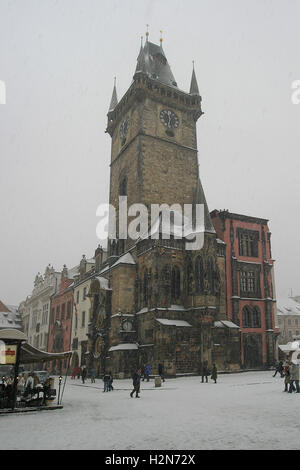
0,329,72,413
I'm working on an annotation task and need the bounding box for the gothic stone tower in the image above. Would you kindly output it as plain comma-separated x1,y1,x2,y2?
95,36,241,377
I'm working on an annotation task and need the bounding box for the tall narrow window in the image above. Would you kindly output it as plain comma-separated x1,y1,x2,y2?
171,266,181,301
195,256,204,294
207,257,214,294
119,176,127,196
143,269,148,304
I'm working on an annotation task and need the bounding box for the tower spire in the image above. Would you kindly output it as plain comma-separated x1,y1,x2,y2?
108,77,118,113
146,24,149,41
189,61,200,95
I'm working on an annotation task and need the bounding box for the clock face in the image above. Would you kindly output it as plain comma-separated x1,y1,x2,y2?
122,320,133,332
120,117,130,139
160,110,179,129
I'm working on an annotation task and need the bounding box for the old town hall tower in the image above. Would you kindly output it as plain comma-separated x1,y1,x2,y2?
88,34,241,377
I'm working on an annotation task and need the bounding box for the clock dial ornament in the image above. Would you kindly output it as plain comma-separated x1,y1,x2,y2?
120,117,130,139
160,110,179,129
122,320,133,332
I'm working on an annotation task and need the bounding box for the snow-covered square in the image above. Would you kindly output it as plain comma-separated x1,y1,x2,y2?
0,371,298,450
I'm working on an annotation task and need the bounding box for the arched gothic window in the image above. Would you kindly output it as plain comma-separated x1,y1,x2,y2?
207,257,215,295
143,269,148,304
242,305,261,328
187,262,193,295
119,176,127,196
195,256,204,294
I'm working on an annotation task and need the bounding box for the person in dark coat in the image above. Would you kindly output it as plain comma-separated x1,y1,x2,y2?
273,361,284,377
90,367,96,383
103,372,111,392
77,366,81,380
130,369,141,398
81,365,87,384
158,363,165,382
201,361,209,383
109,371,114,391
211,363,218,384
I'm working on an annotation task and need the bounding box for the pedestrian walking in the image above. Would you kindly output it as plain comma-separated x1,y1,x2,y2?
71,367,77,380
109,371,114,391
283,362,293,392
130,369,141,398
143,364,150,382
81,365,87,384
211,363,218,384
90,367,96,384
103,371,111,392
273,361,284,377
158,363,165,382
77,366,81,380
201,361,209,383
289,362,300,393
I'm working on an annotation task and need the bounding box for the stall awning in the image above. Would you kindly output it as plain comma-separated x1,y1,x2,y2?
20,343,72,364
0,329,27,341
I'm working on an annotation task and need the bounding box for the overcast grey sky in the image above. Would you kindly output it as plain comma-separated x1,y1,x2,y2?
0,0,299,305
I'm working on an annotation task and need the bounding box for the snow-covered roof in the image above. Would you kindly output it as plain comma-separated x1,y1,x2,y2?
111,312,134,318
111,252,136,268
108,343,138,352
0,301,22,330
94,276,110,290
156,318,192,327
277,297,300,316
214,320,240,329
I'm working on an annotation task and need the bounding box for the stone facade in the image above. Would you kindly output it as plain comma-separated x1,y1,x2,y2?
210,210,279,368
87,39,241,378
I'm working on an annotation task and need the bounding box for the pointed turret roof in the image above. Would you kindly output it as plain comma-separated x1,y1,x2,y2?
134,39,178,88
189,64,200,95
108,79,118,113
193,177,216,233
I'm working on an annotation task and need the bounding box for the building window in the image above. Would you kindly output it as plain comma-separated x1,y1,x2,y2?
238,229,259,257
242,305,261,328
145,329,153,339
195,256,204,294
56,305,60,320
61,303,65,320
82,311,86,327
119,176,127,196
83,287,87,300
67,301,71,319
171,266,181,301
143,269,151,305
240,270,257,295
206,257,214,295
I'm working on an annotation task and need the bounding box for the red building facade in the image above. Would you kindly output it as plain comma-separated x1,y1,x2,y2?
211,210,278,368
48,265,74,374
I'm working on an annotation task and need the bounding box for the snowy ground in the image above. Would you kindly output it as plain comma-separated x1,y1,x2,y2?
0,371,299,450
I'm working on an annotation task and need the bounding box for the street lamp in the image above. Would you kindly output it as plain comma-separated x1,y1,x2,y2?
57,375,63,405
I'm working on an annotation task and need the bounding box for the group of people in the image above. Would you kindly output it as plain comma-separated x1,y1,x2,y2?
0,372,52,408
273,359,300,393
71,365,96,384
200,361,218,384
103,371,114,392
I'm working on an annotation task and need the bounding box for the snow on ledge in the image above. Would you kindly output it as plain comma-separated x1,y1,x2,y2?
156,318,192,327
108,343,139,352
